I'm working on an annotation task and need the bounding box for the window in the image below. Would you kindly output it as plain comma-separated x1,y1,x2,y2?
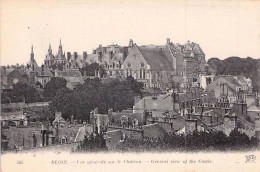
140,62,145,67
127,63,131,67
140,69,146,79
127,69,132,77
61,136,67,144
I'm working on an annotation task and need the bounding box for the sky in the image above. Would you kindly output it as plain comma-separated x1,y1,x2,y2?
1,0,260,66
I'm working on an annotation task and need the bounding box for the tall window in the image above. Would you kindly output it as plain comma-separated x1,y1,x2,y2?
140,69,145,79
127,69,132,77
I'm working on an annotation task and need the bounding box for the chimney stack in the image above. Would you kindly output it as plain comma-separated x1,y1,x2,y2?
83,51,87,61
129,39,134,47
74,52,78,60
41,65,44,73
255,97,259,107
166,38,170,44
67,52,71,61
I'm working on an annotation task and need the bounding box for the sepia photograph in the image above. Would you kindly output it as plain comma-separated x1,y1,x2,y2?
1,0,260,172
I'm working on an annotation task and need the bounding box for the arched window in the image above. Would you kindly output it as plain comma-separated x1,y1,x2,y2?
61,136,67,144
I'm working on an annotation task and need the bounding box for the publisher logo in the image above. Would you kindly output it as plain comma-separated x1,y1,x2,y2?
245,155,256,163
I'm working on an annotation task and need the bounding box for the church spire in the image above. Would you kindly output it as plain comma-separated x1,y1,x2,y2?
31,45,34,59
31,45,34,54
29,45,38,69
59,38,62,48
48,43,52,54
57,38,65,60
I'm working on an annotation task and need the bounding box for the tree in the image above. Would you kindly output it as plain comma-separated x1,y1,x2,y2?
43,77,67,98
35,81,43,88
76,133,107,152
207,56,260,91
125,76,144,96
50,77,139,121
228,129,250,148
3,82,42,103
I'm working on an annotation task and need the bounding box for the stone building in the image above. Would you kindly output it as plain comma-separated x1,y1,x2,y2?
122,38,206,90
206,76,250,103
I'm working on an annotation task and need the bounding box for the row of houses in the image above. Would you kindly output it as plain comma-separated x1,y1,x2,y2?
2,84,259,151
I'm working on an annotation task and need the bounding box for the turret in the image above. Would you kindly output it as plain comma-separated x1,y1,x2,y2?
129,39,134,47
48,43,52,54
166,38,170,45
59,38,62,48
28,45,39,70
30,45,34,59
57,38,66,61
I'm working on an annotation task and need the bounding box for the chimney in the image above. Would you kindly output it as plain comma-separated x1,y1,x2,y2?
71,115,74,124
111,44,115,54
97,116,101,134
41,65,44,73
255,91,259,106
255,97,259,107
67,52,71,61
83,51,87,61
74,52,78,60
129,39,134,47
166,38,170,44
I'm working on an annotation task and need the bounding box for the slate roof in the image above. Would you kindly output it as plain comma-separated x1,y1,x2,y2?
58,69,83,77
85,54,99,64
111,53,124,62
134,94,174,111
39,68,53,77
201,91,218,103
66,81,81,89
223,76,241,87
53,115,66,123
138,46,174,71
143,123,167,138
6,69,15,75
178,93,191,102
206,76,242,92
248,105,260,112
74,126,87,142
45,53,55,61
1,111,26,121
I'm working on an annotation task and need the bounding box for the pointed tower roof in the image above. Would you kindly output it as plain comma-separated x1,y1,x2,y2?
31,45,34,54
57,39,66,60
45,43,55,61
28,45,39,69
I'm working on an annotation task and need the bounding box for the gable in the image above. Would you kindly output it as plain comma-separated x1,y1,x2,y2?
122,45,149,70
